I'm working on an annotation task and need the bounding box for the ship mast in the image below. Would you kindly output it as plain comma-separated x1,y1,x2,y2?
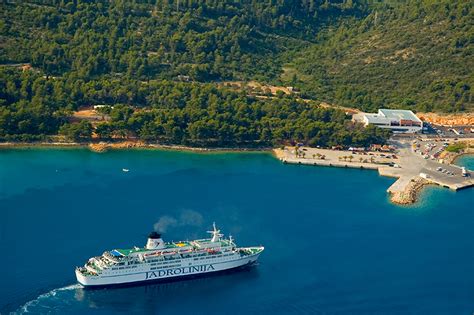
207,222,223,242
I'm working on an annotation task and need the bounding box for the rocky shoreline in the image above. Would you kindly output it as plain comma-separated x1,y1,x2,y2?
441,148,474,165
87,141,212,153
0,140,271,154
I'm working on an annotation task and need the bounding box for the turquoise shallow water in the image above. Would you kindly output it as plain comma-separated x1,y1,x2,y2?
456,154,474,169
0,148,473,314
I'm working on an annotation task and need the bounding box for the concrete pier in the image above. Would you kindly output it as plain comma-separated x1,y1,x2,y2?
274,141,473,204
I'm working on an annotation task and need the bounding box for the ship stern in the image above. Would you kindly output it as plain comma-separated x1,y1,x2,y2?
75,268,91,287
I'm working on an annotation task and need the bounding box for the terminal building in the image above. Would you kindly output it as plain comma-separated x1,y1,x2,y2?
354,109,423,133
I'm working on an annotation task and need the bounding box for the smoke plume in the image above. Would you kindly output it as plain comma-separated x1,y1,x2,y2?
153,215,178,233
153,209,203,233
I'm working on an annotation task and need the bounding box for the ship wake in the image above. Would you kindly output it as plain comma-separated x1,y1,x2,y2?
15,284,82,314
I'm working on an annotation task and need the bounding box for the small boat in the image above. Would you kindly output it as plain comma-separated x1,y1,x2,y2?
122,168,129,172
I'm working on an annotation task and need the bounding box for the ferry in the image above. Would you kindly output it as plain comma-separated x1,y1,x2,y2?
75,223,264,287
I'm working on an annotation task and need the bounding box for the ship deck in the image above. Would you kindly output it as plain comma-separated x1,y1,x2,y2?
113,239,233,256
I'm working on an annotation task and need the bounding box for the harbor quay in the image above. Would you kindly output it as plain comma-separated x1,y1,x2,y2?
274,140,473,204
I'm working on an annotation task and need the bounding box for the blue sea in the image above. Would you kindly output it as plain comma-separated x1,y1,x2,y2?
0,148,473,314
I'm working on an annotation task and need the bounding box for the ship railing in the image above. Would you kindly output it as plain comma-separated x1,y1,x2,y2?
103,252,120,263
87,259,103,271
77,266,99,277
238,248,253,256
85,265,99,274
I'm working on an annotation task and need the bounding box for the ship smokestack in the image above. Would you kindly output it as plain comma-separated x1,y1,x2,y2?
146,231,165,249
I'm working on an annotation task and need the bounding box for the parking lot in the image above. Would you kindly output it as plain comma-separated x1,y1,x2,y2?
411,139,449,161
423,123,473,139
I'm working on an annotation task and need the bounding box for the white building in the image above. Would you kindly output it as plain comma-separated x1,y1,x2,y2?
354,109,423,133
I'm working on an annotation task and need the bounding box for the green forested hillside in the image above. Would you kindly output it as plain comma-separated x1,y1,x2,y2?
0,0,472,144
288,1,474,113
0,68,390,146
1,0,361,81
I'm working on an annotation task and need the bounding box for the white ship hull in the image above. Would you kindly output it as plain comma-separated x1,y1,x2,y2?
76,248,262,287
